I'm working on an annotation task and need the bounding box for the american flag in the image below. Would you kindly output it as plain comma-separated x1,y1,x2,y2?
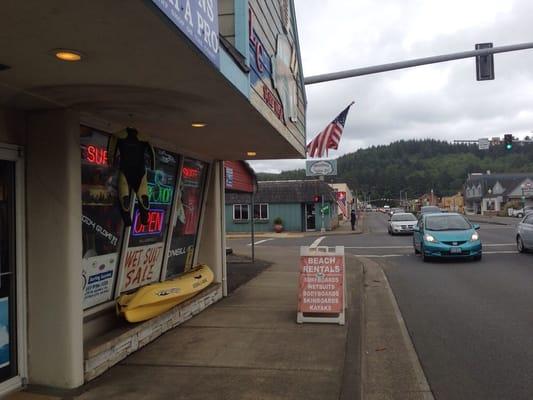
307,102,354,158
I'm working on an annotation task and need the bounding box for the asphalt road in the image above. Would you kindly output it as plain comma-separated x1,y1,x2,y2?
334,212,532,400
228,212,533,400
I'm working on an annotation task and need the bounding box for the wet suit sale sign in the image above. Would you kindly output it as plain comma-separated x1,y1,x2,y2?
298,246,345,325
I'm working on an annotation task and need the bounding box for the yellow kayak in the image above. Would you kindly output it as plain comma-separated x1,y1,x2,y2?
117,264,214,323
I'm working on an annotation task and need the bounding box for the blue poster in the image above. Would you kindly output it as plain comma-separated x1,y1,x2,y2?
0,297,9,368
152,0,219,66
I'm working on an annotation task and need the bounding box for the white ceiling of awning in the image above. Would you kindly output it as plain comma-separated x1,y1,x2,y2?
0,0,305,160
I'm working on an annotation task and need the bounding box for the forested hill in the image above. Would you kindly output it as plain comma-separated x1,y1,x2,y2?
257,139,533,200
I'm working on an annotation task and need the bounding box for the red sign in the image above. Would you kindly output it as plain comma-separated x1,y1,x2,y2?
298,254,344,313
182,166,200,179
85,145,108,165
262,84,284,121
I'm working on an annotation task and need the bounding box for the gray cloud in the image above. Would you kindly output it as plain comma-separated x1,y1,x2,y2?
251,0,533,173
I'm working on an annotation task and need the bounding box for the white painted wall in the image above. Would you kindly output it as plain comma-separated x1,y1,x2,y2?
26,110,84,388
197,161,225,289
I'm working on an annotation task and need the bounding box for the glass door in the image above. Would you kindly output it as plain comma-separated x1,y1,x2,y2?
305,203,316,231
0,160,16,383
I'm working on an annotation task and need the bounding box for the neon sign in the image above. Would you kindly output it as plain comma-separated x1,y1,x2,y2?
132,209,165,236
182,167,200,179
147,183,173,205
85,145,108,165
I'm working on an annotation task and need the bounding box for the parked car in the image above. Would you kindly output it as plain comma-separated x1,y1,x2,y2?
510,206,533,218
516,213,533,252
388,213,417,235
413,213,482,261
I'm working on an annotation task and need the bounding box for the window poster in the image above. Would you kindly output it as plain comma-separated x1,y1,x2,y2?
120,149,179,292
166,158,208,279
81,127,125,309
0,298,9,369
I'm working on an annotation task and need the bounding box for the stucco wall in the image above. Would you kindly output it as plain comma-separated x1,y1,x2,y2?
0,108,26,145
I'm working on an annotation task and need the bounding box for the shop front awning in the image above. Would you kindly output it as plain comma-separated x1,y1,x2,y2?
0,0,305,160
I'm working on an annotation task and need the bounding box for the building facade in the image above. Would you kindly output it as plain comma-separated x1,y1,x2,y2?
440,192,464,213
0,0,306,394
226,180,339,232
464,173,533,215
329,183,354,220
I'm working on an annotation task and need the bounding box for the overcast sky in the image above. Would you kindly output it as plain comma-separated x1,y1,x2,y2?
250,0,533,173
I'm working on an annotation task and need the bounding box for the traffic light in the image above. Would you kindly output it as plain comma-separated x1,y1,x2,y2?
504,134,513,150
313,195,322,203
475,43,495,81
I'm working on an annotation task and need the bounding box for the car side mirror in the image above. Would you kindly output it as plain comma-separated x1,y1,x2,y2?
413,225,420,232
473,224,480,230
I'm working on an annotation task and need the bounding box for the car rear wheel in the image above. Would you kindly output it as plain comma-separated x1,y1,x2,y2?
517,213,524,218
517,236,526,253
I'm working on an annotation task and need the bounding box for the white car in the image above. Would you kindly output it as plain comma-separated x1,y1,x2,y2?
388,212,418,235
516,213,533,252
510,206,533,218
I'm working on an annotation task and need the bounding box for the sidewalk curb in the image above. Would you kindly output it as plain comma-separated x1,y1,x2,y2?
361,257,434,399
468,218,510,226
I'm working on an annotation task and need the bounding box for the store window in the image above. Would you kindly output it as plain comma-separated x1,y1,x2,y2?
165,158,209,279
80,127,125,309
253,203,268,220
120,149,180,293
0,160,16,382
233,204,249,221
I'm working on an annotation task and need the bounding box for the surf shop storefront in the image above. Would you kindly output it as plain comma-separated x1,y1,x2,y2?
0,0,306,393
81,125,223,379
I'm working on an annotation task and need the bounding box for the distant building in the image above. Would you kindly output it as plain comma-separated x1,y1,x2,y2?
329,183,354,220
464,172,533,215
225,180,339,232
440,193,464,213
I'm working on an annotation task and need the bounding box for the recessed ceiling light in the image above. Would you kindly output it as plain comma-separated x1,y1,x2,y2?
247,151,257,157
53,49,83,62
191,122,207,128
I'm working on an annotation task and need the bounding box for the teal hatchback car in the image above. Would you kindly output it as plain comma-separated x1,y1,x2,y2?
413,213,482,262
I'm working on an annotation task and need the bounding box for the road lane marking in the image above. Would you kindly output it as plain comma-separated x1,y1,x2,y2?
351,254,408,258
483,250,517,254
346,246,412,249
345,243,514,250
310,236,326,248
247,238,274,246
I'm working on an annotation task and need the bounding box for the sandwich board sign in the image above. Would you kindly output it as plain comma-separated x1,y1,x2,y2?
297,246,345,325
306,159,337,177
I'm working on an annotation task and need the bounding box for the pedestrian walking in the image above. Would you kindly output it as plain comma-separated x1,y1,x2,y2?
350,209,357,231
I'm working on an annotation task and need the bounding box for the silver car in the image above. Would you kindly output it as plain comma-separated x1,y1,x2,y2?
388,212,418,235
517,213,533,252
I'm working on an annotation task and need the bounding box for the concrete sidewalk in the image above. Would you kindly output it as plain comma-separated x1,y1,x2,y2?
57,246,363,400
466,214,518,226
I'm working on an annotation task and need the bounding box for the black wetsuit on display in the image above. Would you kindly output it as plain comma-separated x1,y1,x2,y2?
109,127,155,226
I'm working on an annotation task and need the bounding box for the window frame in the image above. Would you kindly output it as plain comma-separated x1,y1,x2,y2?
233,204,250,221
253,203,269,220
